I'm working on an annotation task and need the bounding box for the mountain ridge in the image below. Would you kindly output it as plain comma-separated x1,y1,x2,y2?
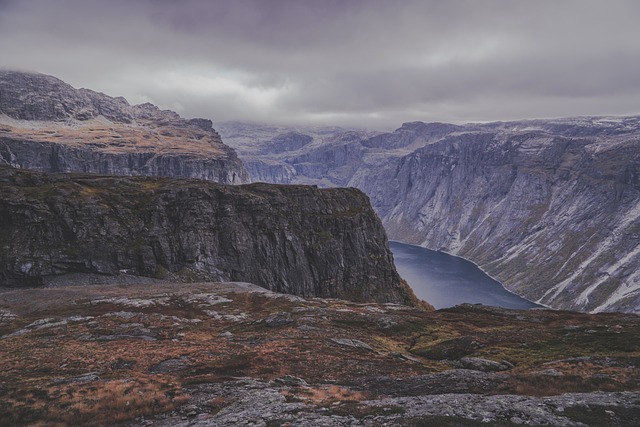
0,70,249,184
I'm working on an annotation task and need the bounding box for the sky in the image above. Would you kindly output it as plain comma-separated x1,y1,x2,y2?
1,0,640,130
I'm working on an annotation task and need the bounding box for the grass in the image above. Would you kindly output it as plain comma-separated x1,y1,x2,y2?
0,378,189,426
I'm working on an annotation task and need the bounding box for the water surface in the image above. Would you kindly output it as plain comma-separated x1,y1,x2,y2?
390,241,541,310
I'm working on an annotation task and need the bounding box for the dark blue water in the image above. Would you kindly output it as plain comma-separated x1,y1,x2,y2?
390,241,542,310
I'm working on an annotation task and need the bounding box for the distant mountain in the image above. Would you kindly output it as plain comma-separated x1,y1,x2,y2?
220,116,640,313
0,70,248,184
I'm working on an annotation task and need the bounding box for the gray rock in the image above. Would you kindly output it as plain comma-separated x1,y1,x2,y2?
417,336,482,360
0,70,249,185
538,368,564,377
52,372,100,385
160,377,640,427
330,338,373,351
273,375,308,386
456,357,514,372
221,116,640,313
150,356,189,374
264,312,294,327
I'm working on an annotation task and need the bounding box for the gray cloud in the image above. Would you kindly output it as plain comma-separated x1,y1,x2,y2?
1,0,640,129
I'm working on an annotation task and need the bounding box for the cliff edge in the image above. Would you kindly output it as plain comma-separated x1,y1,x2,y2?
0,166,418,306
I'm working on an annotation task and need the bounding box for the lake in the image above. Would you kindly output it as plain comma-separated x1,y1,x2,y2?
390,241,542,310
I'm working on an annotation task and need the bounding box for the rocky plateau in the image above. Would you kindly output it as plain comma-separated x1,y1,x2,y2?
0,165,418,307
1,281,639,426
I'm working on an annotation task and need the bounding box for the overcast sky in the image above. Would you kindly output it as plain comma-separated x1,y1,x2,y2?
1,0,639,129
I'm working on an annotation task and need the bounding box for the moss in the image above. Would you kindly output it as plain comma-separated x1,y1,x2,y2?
153,265,170,279
478,325,640,368
404,416,530,427
399,279,433,309
563,405,640,427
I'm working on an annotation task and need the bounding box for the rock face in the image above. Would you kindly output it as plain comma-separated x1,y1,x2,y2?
356,121,640,314
220,117,640,313
0,70,249,184
0,166,417,305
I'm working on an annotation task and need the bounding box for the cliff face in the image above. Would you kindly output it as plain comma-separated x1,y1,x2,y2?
0,71,249,184
0,166,416,305
221,117,640,313
361,129,640,313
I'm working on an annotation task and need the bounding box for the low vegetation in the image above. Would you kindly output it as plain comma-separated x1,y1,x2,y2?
1,282,639,425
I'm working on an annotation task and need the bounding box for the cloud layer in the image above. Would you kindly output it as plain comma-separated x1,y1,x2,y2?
2,0,640,129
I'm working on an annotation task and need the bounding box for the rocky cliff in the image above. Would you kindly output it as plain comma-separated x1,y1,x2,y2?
0,71,248,184
0,166,417,305
221,117,640,313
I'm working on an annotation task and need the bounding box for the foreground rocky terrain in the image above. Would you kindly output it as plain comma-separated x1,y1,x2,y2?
1,282,639,426
0,166,418,306
219,117,640,313
0,71,248,184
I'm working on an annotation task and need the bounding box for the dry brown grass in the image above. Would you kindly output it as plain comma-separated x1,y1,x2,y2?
1,377,189,426
283,384,367,405
0,120,224,157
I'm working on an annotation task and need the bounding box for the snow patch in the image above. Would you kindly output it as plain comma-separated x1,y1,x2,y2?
541,200,640,308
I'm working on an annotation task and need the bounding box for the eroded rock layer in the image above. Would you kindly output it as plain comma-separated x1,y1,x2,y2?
0,70,248,184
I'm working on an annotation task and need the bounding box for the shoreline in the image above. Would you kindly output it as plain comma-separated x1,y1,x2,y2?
389,239,550,310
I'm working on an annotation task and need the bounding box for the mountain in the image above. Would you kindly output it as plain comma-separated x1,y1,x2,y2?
220,117,640,313
0,166,420,306
0,70,249,184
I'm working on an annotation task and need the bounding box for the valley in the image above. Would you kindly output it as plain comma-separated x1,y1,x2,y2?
390,241,541,310
219,117,640,313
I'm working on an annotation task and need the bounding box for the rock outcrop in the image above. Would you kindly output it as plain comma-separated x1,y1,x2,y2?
221,117,640,313
0,70,248,184
0,166,417,305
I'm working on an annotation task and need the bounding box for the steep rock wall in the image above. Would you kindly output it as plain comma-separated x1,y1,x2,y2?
0,137,245,184
221,118,640,313
0,166,417,305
